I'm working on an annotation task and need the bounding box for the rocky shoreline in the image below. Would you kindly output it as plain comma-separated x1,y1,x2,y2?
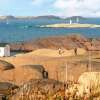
9,35,100,52
0,35,99,100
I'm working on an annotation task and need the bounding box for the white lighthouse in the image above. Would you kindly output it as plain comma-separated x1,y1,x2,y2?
76,17,79,23
70,19,72,24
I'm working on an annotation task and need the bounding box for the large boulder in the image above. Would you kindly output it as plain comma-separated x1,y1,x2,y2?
0,82,18,95
12,65,46,85
0,60,14,71
22,65,45,73
0,64,46,85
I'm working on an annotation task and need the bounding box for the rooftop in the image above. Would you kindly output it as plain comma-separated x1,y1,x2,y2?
0,43,8,47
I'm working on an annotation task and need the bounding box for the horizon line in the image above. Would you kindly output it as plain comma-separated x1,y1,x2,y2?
0,15,100,18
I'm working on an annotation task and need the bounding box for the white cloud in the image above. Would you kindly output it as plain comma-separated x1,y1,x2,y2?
31,0,45,6
53,0,100,17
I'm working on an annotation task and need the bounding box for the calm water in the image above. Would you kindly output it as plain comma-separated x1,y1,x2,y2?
0,18,100,42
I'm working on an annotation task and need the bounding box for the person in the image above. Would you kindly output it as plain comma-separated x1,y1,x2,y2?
86,63,89,71
58,48,62,55
43,71,48,79
2,95,8,100
74,48,77,56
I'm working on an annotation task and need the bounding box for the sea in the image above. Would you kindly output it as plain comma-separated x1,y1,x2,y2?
0,18,100,43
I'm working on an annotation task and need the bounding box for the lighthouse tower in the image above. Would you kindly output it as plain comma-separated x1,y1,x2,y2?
76,17,79,23
70,19,72,24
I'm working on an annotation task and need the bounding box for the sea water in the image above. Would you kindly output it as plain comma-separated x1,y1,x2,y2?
0,18,100,42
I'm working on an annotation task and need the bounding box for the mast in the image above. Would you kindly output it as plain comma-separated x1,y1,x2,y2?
66,63,68,82
88,38,93,72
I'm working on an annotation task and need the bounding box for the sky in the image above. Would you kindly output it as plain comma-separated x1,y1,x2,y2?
0,0,100,17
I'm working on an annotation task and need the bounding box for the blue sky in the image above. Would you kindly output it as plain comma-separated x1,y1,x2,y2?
0,0,55,16
0,0,100,17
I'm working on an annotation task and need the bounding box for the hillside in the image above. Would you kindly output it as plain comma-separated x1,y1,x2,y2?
0,16,15,20
0,15,62,20
10,35,100,51
0,15,85,20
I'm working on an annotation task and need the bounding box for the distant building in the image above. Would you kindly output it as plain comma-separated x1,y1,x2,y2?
0,43,10,57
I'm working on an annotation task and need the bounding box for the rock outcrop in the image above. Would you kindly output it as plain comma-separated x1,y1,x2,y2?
0,60,14,71
10,35,100,51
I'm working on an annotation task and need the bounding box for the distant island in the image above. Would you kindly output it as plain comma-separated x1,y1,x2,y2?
1,15,100,28
0,15,85,20
40,23,100,28
0,15,61,20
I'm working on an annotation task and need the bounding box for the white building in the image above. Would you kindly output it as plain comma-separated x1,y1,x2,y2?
0,43,10,57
